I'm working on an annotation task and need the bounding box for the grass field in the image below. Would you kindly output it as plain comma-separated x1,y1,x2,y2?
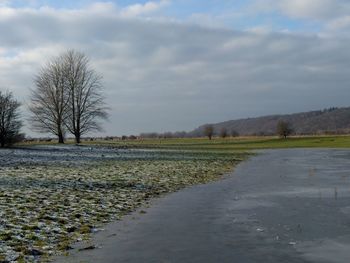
88,135,350,151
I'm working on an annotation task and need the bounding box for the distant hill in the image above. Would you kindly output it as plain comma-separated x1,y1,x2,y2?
190,107,350,136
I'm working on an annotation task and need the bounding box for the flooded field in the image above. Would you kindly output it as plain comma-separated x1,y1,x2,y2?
0,145,246,262
55,148,350,263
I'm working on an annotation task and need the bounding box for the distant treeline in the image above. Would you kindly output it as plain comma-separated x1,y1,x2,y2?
139,128,240,139
190,107,350,138
139,131,189,139
22,106,350,143
134,107,350,139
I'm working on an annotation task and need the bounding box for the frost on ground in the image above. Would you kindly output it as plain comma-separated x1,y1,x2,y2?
0,145,247,262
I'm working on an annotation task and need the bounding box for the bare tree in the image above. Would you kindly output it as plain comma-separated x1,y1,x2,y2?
29,50,108,144
220,127,228,138
204,125,214,140
29,55,69,143
230,129,239,137
0,91,23,147
63,50,108,144
277,120,292,139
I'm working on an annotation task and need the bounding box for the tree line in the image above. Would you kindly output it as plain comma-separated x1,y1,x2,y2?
138,127,240,140
200,121,292,140
0,49,108,147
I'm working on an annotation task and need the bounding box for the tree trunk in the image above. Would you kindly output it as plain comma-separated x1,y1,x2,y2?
58,133,64,144
58,127,64,143
0,133,4,147
75,133,81,144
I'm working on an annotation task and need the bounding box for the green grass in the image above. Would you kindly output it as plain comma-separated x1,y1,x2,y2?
87,135,350,151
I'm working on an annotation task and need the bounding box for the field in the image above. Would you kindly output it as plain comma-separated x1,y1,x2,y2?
89,135,350,150
0,145,247,262
1,135,350,262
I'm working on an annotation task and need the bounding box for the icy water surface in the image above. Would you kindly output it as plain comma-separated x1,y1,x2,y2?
55,148,350,263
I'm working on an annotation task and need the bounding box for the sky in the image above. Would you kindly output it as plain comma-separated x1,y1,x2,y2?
1,0,350,136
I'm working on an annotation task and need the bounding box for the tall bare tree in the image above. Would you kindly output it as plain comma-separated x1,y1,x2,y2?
29,50,108,144
63,50,108,143
29,55,69,143
0,91,23,147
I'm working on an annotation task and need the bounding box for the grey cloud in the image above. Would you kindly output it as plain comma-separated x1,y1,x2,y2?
0,6,349,135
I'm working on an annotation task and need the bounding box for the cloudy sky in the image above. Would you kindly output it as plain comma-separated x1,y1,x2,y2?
1,0,350,136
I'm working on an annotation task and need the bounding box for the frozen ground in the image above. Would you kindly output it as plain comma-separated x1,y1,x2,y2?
0,145,244,262
0,145,209,167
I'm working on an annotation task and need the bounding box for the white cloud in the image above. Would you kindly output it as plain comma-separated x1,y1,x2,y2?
187,13,228,29
120,0,169,17
278,0,338,20
324,16,350,35
0,0,10,7
252,0,350,21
